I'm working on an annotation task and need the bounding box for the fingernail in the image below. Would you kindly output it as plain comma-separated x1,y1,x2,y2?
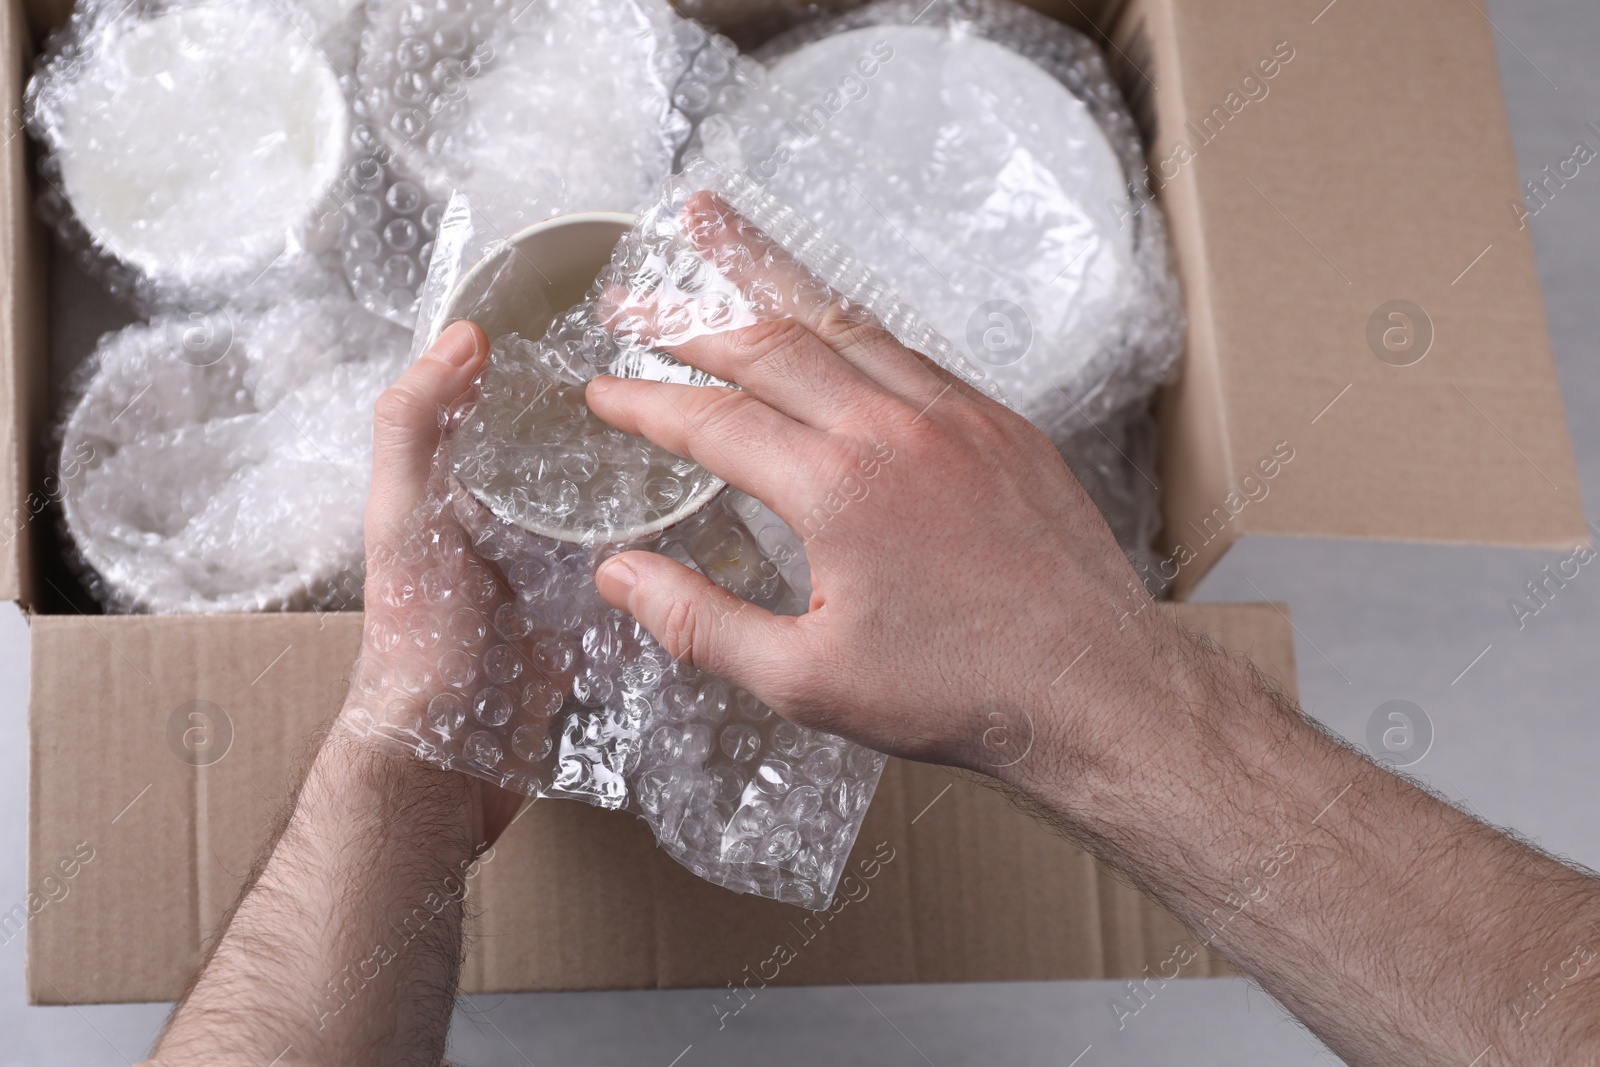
587,375,616,396
598,557,637,592
427,321,483,367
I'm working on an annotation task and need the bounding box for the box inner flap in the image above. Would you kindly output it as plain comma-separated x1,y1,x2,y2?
27,602,1292,1002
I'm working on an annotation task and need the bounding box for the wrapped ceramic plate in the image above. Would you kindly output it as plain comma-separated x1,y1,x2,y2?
691,0,1184,442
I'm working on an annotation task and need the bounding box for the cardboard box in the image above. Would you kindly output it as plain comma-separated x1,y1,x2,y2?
11,0,1585,1003
27,604,1289,1001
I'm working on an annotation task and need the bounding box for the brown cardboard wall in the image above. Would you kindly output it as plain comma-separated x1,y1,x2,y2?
11,0,1581,1008
20,0,63,37
28,602,1288,1003
0,0,44,607
1137,0,1586,595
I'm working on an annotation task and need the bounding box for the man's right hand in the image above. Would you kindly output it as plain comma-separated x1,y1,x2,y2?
588,192,1187,785
587,193,1600,1067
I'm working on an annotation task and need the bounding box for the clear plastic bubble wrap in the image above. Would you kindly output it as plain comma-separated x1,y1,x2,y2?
686,0,1184,550
25,0,356,310
696,0,1184,438
341,160,996,906
57,299,410,613
342,0,752,325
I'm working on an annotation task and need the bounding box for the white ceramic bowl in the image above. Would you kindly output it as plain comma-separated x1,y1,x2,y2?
442,212,725,544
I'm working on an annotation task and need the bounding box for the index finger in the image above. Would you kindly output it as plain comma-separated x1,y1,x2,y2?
678,192,951,403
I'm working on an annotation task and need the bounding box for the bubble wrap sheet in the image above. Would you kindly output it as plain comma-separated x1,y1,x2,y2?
25,0,355,310
342,0,750,325
341,160,995,906
684,0,1183,551
698,0,1185,440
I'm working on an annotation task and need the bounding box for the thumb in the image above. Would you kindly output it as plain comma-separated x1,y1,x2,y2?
595,550,800,694
366,320,488,548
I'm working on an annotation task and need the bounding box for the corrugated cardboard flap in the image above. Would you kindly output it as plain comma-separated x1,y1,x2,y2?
28,603,1295,1003
1124,0,1587,595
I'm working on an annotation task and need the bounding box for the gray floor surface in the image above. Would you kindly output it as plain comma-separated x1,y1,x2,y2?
2,0,1595,1063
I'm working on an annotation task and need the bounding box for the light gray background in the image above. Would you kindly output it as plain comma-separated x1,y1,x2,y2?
3,1,1595,1063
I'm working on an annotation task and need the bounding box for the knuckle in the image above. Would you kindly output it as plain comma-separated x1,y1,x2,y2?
956,404,1013,446
724,318,813,376
813,307,889,353
373,385,433,437
659,595,705,667
889,400,950,452
1007,411,1056,453
809,438,873,495
687,386,754,440
909,391,999,449
850,390,918,439
791,440,879,541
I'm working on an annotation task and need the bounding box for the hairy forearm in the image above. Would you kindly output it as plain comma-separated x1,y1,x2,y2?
148,722,489,1067
1011,617,1600,1067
